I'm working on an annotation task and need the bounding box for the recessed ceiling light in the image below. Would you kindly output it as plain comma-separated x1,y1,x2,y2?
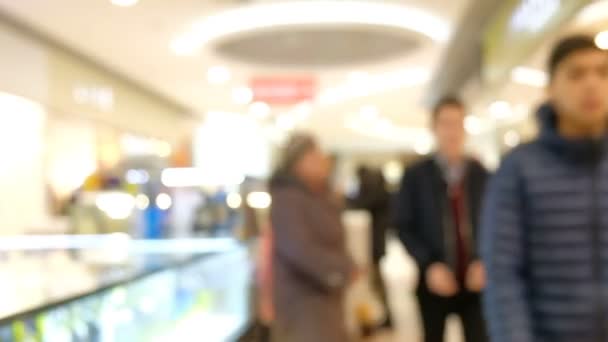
249,101,271,120
414,137,433,155
276,114,297,131
596,30,608,50
207,66,231,85
110,0,139,7
504,130,521,147
292,102,312,121
489,101,512,119
464,116,483,135
511,66,548,87
232,86,254,105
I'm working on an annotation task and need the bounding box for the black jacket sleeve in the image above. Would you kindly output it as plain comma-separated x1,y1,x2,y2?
395,166,433,270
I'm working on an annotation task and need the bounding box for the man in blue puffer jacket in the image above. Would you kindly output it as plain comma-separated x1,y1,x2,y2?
482,35,608,342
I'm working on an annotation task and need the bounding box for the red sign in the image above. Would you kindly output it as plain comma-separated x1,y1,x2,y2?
251,77,317,105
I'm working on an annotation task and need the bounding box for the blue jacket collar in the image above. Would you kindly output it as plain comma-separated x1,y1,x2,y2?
537,103,607,165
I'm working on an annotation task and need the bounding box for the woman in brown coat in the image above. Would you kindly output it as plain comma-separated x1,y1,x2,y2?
270,133,355,342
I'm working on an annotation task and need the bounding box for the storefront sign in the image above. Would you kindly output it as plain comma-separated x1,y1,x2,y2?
250,77,316,105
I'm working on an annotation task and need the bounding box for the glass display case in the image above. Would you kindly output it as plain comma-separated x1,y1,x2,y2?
0,237,252,342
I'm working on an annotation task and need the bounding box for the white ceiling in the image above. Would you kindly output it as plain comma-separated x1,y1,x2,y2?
0,0,470,152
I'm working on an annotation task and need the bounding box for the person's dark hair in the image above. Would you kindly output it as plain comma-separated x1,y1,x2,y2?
270,133,317,186
548,34,602,80
432,95,465,123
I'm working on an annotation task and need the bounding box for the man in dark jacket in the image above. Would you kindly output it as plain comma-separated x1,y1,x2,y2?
482,35,608,342
349,166,393,330
396,96,489,342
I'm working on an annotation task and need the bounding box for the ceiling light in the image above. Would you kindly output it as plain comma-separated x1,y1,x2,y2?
156,193,173,211
292,102,312,121
171,1,450,56
96,192,135,220
249,101,271,119
276,114,297,131
156,141,172,158
207,66,231,84
596,30,608,50
511,66,548,87
247,192,272,209
489,101,513,119
110,0,139,7
232,86,254,105
126,169,150,185
376,118,393,133
382,160,403,185
576,1,608,26
359,105,379,120
135,194,150,210
226,193,242,209
464,116,483,135
414,137,433,155
510,0,560,33
504,130,521,147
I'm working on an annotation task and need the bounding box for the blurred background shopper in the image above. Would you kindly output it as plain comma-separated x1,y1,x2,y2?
269,133,355,342
482,35,608,342
348,166,394,332
396,97,489,342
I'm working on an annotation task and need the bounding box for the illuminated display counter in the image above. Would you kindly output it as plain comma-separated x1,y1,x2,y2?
0,237,252,342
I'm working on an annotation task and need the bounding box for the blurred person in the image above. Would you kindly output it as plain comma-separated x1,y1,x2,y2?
348,166,394,332
396,96,489,342
255,222,274,342
482,35,608,342
270,133,355,342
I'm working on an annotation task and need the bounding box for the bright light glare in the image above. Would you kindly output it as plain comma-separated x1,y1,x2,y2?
510,0,560,33
511,66,548,87
382,160,403,185
292,102,312,121
348,71,369,83
576,1,608,26
504,130,521,147
247,192,272,209
157,141,172,158
226,193,243,209
376,118,393,133
171,1,450,55
596,31,608,50
135,194,150,210
161,168,203,187
126,169,150,185
489,101,513,119
318,67,430,105
156,193,173,210
249,101,271,119
207,66,231,84
232,86,254,105
360,105,379,120
414,136,433,155
96,192,135,220
110,0,138,7
276,114,297,131
464,116,483,135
